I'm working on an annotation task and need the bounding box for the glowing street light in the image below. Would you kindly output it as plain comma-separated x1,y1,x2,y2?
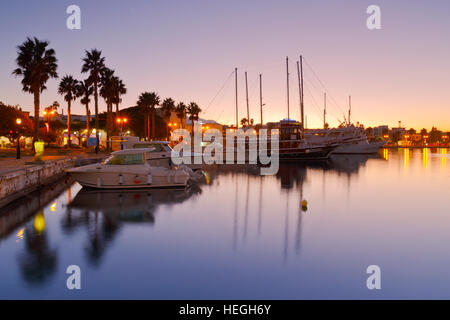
16,118,22,159
116,117,128,134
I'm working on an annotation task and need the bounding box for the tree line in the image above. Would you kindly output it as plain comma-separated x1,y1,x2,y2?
11,37,201,152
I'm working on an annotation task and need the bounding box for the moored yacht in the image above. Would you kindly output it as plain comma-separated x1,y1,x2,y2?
276,119,336,160
122,139,203,171
67,149,190,189
304,126,386,154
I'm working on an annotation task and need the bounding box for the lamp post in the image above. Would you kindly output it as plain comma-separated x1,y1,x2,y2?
16,118,22,159
116,117,128,135
116,117,128,150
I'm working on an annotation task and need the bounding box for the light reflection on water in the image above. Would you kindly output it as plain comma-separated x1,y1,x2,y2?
0,148,450,299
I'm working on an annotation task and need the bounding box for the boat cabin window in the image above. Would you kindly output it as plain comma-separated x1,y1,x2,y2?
133,143,171,152
103,153,145,165
133,143,156,151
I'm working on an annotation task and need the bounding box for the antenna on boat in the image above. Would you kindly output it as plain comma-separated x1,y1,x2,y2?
245,71,250,127
259,74,263,126
348,95,351,126
235,67,238,128
297,56,305,130
324,92,327,129
286,56,290,121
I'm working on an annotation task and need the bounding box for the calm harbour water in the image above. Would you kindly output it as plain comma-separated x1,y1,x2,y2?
1,148,450,299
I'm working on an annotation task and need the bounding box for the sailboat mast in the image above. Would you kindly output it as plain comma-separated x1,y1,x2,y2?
299,55,305,129
259,74,263,126
235,67,238,128
296,60,302,127
324,92,327,128
286,56,290,120
245,71,250,126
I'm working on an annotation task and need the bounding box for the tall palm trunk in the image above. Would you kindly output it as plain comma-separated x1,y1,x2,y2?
33,90,40,144
110,103,114,141
147,112,150,141
110,103,113,138
115,103,119,135
94,81,99,153
67,100,71,148
106,103,112,150
85,104,90,139
151,109,156,139
166,117,169,141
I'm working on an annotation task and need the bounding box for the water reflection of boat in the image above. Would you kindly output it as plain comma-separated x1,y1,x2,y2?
64,187,200,266
327,154,381,174
68,187,199,218
275,154,381,189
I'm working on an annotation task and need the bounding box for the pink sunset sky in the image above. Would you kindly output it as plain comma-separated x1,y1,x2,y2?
0,0,449,130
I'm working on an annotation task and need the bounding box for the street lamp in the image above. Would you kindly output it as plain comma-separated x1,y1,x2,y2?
116,117,128,135
16,118,22,159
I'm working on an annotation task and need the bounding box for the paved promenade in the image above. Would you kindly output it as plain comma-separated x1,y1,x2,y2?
0,152,106,176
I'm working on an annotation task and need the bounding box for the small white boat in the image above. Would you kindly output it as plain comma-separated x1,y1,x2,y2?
67,149,189,189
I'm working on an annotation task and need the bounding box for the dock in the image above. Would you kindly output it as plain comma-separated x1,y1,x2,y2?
0,154,106,208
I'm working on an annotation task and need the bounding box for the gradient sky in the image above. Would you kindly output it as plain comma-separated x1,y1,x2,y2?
1,0,449,130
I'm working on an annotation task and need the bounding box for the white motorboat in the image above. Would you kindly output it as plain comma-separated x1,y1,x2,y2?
67,149,190,189
304,126,386,154
121,139,203,170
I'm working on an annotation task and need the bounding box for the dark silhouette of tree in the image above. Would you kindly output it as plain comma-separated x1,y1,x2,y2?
77,79,94,140
175,102,186,129
12,37,58,144
0,102,34,141
160,98,176,140
429,126,441,144
136,92,160,140
407,128,416,135
100,68,116,149
112,77,126,115
58,75,79,148
187,102,201,133
81,49,107,153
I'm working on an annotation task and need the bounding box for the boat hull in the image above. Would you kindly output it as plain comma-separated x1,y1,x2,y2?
67,164,189,189
332,141,386,154
279,146,336,160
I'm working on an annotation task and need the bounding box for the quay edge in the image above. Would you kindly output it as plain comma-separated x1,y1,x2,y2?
0,156,105,209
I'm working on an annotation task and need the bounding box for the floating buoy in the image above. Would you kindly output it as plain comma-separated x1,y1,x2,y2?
301,200,308,212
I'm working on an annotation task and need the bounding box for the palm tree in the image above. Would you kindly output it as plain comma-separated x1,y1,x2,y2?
175,102,186,129
110,77,126,135
187,102,202,134
58,75,79,148
136,92,160,141
160,98,176,140
52,101,60,112
12,37,58,144
77,79,93,140
81,49,106,153
112,77,126,114
100,68,115,149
